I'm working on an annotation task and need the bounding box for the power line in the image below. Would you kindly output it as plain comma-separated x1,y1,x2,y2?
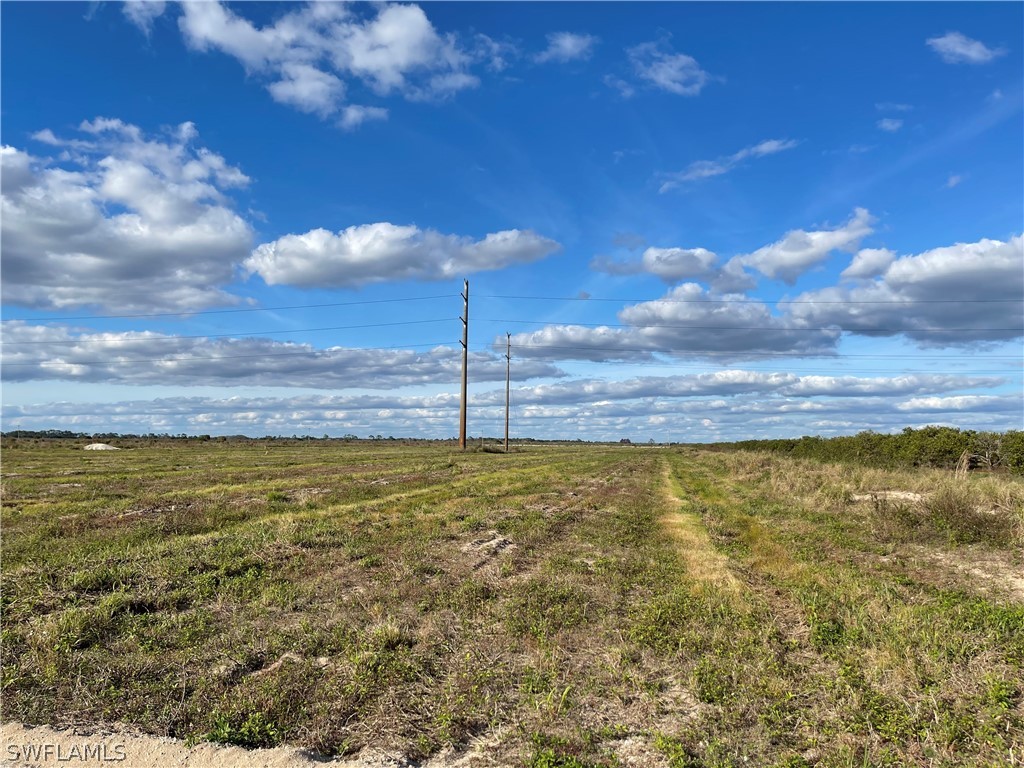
475,344,1019,362
7,291,1014,324
475,343,1022,360
1,318,453,346
2,294,456,323
563,368,1017,375
477,318,1024,333
477,294,1024,305
466,343,1021,375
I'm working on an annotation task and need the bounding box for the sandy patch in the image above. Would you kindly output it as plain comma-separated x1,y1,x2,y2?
851,491,924,503
460,531,515,571
608,737,672,767
0,723,506,768
926,548,1024,601
881,546,1024,601
1,722,361,767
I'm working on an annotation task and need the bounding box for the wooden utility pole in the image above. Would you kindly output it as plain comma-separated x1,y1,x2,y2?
504,333,511,453
459,279,469,450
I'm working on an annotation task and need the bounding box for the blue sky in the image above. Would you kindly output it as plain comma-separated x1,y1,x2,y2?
2,1,1022,441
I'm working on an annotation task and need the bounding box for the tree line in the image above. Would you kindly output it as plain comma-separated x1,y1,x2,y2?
702,426,1024,474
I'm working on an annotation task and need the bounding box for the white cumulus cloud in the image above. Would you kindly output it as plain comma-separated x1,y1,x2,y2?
2,121,252,313
841,248,896,280
790,234,1024,345
170,2,478,123
246,224,561,288
507,283,841,362
268,62,346,116
592,246,719,282
735,208,875,284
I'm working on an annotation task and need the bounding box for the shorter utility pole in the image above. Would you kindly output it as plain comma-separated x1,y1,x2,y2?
504,332,511,453
459,279,469,450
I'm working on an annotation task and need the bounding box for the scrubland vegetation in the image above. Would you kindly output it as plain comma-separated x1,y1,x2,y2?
709,426,1024,474
1,439,1022,766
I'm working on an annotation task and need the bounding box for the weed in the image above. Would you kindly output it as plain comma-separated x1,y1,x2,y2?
692,658,733,704
207,712,281,748
983,674,1020,709
528,748,593,768
653,733,701,768
505,580,593,639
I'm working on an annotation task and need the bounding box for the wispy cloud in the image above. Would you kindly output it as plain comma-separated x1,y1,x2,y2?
945,173,964,189
627,39,711,96
339,105,388,131
122,0,166,35
603,74,635,98
534,32,598,64
659,139,798,192
877,118,903,132
926,31,1006,64
875,102,913,112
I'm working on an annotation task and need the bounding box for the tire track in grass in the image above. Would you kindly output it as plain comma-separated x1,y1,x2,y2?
660,456,743,595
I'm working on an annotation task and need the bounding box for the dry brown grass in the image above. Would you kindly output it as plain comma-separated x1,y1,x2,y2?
659,461,742,596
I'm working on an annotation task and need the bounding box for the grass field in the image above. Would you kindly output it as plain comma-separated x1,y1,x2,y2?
2,439,1022,767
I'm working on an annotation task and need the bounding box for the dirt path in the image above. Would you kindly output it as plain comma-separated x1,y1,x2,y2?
659,459,741,594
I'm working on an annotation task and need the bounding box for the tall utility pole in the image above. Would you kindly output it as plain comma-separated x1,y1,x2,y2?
459,279,469,450
504,332,511,453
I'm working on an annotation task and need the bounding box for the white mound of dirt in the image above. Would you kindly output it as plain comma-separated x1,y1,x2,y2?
83,443,121,451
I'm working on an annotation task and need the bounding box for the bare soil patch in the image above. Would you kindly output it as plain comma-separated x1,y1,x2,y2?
901,546,1024,601
851,490,925,503
460,530,515,571
0,722,502,767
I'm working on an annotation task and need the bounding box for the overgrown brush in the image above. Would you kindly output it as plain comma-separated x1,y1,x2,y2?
868,483,1020,547
706,426,1024,474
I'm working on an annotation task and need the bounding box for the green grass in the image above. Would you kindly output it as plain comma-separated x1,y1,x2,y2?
2,439,1022,766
